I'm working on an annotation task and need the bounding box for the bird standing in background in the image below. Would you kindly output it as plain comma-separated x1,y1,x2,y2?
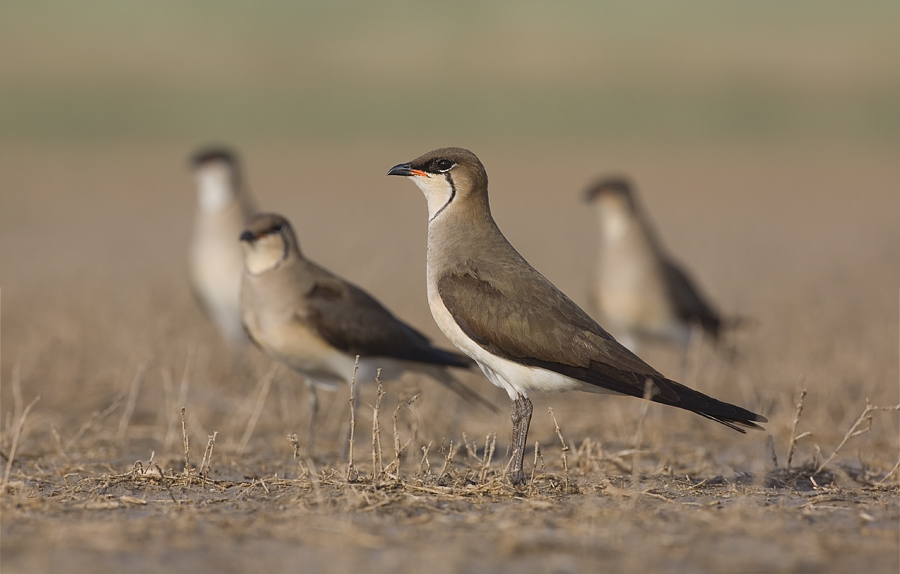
239,213,497,455
584,177,722,354
188,147,256,346
389,147,766,485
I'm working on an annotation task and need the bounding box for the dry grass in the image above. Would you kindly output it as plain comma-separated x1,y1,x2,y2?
1,143,899,573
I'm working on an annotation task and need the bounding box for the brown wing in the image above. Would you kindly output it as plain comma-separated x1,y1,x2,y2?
662,258,721,338
301,272,472,369
438,266,765,431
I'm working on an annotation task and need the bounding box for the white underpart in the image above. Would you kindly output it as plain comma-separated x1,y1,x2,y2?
243,234,285,275
247,293,427,391
426,263,624,401
196,166,234,214
597,200,632,242
409,174,455,221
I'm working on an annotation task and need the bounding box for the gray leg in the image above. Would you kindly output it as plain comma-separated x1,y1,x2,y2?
306,381,319,458
509,395,533,486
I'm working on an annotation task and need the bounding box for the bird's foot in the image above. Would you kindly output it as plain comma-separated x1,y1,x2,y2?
509,468,527,487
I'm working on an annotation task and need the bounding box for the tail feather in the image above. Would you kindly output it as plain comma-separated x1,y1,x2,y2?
697,413,766,434
649,376,767,433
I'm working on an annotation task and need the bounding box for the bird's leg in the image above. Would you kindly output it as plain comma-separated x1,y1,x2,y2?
305,381,319,458
509,395,533,486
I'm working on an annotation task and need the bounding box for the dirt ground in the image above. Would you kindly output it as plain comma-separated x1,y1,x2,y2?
1,142,899,573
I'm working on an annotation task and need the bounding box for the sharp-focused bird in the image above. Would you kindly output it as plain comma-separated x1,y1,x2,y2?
389,147,766,485
239,212,497,454
189,147,256,346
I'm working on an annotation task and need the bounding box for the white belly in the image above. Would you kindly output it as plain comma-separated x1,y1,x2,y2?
427,283,614,400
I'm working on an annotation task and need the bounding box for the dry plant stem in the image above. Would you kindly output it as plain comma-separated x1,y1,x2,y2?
787,388,810,469
2,356,23,454
439,441,456,480
239,362,279,453
878,459,900,485
346,356,359,481
631,379,657,502
51,427,67,460
418,442,433,477
462,432,476,461
287,434,303,468
393,404,403,467
548,408,570,493
164,349,194,452
117,361,150,445
767,435,779,468
815,401,900,475
160,367,175,448
181,407,192,475
199,431,218,478
1,396,40,492
530,441,541,484
388,394,419,478
66,393,124,449
371,371,384,481
500,448,515,483
479,434,496,484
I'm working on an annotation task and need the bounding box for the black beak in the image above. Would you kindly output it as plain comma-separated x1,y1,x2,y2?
239,230,256,242
387,162,414,177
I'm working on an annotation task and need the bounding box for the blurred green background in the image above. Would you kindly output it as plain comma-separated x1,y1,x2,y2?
2,0,898,147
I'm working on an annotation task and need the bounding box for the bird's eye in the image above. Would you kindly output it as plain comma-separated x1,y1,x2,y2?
434,159,454,173
271,224,283,233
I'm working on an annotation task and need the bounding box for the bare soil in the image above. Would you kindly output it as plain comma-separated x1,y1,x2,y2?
1,143,899,573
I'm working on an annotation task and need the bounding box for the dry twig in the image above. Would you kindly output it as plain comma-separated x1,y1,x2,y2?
815,401,900,475
439,441,457,482
479,433,497,484
347,356,359,481
548,407,570,493
787,388,812,469
67,393,124,449
417,441,433,477
371,372,384,481
164,348,194,452
386,394,419,479
530,441,543,484
117,361,150,445
199,431,219,478
181,407,191,475
239,361,280,453
630,379,657,504
1,396,40,492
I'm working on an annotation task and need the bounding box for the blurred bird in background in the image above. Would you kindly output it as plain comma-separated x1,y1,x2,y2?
584,177,725,356
188,146,257,346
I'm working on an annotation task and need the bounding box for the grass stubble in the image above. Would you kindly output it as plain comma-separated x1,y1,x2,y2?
1,147,899,572
1,338,898,573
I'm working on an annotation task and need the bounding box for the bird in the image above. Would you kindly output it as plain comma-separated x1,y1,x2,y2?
388,147,766,485
188,146,257,346
238,212,497,455
584,176,723,354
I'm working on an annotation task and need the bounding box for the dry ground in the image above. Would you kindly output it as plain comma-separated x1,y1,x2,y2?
1,142,899,573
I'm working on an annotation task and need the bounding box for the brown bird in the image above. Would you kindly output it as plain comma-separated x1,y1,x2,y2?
239,213,497,454
585,176,722,354
389,147,766,485
188,147,256,346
